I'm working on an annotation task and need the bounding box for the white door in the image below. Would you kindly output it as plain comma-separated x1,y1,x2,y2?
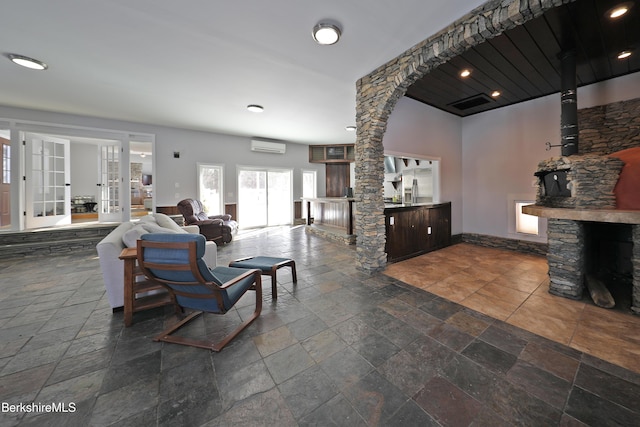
25,133,71,228
99,144,122,222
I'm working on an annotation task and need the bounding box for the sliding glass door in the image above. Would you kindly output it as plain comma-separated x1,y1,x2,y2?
238,167,292,228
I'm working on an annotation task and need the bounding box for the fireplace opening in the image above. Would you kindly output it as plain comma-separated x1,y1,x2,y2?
535,170,571,197
584,222,633,309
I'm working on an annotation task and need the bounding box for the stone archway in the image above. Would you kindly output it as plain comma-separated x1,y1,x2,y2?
353,0,573,272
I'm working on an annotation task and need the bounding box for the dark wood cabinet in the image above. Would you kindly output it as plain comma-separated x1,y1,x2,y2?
385,202,451,262
326,164,350,197
309,144,355,163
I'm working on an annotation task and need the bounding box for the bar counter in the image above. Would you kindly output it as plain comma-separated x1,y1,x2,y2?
302,197,355,235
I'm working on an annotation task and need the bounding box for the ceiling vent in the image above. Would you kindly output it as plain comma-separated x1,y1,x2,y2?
449,93,493,111
250,139,286,154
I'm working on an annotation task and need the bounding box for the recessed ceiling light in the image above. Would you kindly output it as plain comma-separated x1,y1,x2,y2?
459,69,471,78
8,54,48,70
312,22,341,45
607,2,633,19
617,50,633,59
345,126,356,132
246,104,264,113
491,90,501,97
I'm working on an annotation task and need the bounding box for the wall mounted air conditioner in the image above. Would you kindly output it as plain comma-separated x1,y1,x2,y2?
250,139,286,154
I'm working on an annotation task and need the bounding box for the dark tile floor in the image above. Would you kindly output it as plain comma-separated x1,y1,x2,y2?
1,225,639,426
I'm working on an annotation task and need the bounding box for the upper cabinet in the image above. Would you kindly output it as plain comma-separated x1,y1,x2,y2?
309,144,355,163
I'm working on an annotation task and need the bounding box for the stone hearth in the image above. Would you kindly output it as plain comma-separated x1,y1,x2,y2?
524,202,640,314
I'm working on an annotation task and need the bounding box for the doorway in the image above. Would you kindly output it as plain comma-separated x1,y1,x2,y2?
0,120,157,232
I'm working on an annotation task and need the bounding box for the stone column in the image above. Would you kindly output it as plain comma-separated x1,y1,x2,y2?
633,225,640,314
354,78,393,272
547,219,585,299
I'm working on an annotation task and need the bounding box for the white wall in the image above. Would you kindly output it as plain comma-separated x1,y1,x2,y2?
0,106,325,215
461,72,640,240
383,96,463,234
151,127,323,206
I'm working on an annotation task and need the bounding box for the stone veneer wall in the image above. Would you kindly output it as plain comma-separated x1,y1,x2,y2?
536,155,624,209
578,97,640,155
547,219,584,299
462,233,547,256
354,0,573,272
634,225,640,314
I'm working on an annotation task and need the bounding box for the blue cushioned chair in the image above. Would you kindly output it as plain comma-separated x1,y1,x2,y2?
137,233,262,352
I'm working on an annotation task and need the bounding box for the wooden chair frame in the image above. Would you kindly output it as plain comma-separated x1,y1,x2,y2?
137,239,262,352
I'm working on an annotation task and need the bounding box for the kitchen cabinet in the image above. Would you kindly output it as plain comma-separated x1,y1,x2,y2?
309,144,355,163
385,202,451,262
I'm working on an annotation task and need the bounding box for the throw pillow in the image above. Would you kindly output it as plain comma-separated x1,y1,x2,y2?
122,225,148,248
140,223,178,234
153,213,186,233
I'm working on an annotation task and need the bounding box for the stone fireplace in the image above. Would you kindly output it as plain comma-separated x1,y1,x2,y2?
524,98,640,313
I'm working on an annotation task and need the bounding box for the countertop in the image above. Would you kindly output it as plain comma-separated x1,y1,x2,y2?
384,201,450,210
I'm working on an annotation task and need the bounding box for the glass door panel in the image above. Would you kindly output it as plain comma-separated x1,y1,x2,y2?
267,170,291,226
25,133,71,228
99,144,122,222
238,169,267,228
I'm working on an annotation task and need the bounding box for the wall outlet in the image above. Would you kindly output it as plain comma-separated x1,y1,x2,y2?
390,216,395,225
427,226,432,234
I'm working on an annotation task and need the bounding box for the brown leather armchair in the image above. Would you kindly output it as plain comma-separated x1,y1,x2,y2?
177,199,238,243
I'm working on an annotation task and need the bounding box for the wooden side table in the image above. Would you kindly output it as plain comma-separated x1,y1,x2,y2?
119,247,173,327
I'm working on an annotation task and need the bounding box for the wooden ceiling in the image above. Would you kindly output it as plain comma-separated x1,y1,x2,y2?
406,0,640,117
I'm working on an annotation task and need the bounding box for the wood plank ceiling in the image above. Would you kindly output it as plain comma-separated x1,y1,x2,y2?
406,0,640,116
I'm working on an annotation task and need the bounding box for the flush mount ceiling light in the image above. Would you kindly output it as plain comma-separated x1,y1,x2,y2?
491,90,501,97
312,22,341,45
8,54,48,70
246,104,264,113
459,69,471,78
345,126,356,132
607,2,633,19
617,49,633,59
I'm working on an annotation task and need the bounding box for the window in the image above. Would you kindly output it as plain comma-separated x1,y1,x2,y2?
197,164,224,215
515,201,538,235
302,169,316,218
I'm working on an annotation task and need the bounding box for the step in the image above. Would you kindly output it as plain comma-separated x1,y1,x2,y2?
0,224,118,259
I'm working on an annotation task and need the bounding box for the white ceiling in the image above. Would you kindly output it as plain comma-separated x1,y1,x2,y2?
2,0,486,145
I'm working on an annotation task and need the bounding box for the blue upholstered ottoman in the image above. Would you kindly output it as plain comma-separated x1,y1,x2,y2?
228,256,297,299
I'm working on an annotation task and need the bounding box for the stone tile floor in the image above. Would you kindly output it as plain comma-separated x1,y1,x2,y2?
385,243,640,375
0,226,639,426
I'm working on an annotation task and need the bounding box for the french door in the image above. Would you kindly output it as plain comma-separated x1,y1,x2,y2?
238,167,292,228
24,133,71,228
99,144,122,222
1,137,10,226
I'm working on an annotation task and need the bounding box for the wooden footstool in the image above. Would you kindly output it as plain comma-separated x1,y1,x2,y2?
229,256,297,299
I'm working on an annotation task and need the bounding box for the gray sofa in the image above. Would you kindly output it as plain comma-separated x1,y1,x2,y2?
96,213,217,310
